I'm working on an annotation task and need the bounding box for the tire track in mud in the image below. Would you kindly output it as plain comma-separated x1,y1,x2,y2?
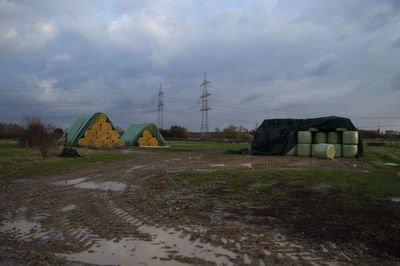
0,153,394,265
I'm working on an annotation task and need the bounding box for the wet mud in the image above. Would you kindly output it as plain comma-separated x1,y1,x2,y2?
0,150,397,265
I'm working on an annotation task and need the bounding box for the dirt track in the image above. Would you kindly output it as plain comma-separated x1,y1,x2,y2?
0,150,395,265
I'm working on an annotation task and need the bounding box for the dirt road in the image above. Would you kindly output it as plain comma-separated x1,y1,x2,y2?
0,150,393,265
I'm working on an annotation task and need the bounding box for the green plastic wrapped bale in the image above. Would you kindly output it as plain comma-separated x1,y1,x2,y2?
334,144,342,157
335,128,347,132
307,128,319,132
311,144,318,157
286,145,296,156
342,145,358,157
297,131,312,144
313,144,335,159
297,144,311,156
342,131,358,145
313,132,327,144
328,131,342,144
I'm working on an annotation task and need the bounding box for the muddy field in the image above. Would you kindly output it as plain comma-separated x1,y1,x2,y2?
0,149,397,265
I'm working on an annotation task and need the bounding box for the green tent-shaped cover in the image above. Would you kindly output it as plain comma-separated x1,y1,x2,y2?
60,112,117,147
122,123,166,146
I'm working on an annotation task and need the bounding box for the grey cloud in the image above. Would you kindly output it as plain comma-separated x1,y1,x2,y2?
240,94,264,103
0,1,399,131
303,53,338,77
392,38,400,48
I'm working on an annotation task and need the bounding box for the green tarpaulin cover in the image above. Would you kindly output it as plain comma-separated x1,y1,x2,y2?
251,116,363,157
122,123,166,146
60,112,116,147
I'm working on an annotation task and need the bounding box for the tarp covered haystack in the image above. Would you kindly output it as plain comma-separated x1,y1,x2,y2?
61,112,125,148
122,123,166,146
251,116,363,157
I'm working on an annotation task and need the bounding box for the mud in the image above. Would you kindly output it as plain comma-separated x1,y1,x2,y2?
0,150,396,265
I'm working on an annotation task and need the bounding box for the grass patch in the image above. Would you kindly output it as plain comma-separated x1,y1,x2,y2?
167,145,400,257
0,143,138,179
166,140,250,150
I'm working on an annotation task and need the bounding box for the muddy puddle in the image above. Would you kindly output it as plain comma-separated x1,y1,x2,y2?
75,181,126,191
53,177,87,186
211,164,225,167
58,207,237,265
126,165,147,174
1,219,48,241
242,163,252,168
385,162,398,166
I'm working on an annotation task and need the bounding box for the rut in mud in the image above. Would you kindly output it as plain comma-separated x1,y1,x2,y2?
0,150,397,265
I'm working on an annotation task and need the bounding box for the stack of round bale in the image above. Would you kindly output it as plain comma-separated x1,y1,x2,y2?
77,113,125,148
138,130,159,147
288,128,358,159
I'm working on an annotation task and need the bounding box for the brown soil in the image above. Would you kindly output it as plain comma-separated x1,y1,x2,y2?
0,150,397,265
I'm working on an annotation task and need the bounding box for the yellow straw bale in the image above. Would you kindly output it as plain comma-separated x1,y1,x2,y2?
96,131,107,141
138,137,149,146
103,139,113,148
102,122,112,131
148,137,159,146
78,138,90,146
92,139,102,148
84,130,96,139
91,123,101,131
142,130,152,138
108,130,118,140
97,113,106,124
114,139,125,147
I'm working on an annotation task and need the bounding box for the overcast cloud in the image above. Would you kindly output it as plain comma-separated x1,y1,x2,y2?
0,0,399,131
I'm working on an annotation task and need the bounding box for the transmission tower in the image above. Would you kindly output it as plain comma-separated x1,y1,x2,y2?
200,71,211,137
157,83,164,129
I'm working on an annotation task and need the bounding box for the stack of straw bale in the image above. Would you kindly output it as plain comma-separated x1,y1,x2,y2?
77,113,125,148
138,129,159,147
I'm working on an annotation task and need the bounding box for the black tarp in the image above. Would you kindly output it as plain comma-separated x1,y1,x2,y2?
251,116,363,156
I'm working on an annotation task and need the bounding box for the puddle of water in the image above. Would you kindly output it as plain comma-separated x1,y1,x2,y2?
126,165,147,174
385,162,398,166
1,219,48,240
59,206,237,266
391,197,400,202
242,163,252,168
122,149,139,154
54,177,87,186
211,164,225,167
75,181,126,192
61,204,76,212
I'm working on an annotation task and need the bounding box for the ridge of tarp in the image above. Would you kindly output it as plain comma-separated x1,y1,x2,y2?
251,116,363,157
122,123,166,146
60,112,117,147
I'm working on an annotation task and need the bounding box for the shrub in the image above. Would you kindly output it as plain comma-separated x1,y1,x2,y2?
18,117,63,158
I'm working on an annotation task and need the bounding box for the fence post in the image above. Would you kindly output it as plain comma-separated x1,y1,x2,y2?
64,132,68,147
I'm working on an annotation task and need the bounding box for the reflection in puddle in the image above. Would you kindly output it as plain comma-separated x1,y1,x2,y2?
211,164,225,167
385,162,399,166
1,219,48,240
75,181,126,192
54,177,87,186
242,163,252,168
126,165,147,174
61,204,76,212
391,197,400,202
59,207,237,266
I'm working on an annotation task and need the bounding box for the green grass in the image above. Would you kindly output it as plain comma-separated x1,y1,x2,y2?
166,140,250,150
0,143,138,179
171,144,400,208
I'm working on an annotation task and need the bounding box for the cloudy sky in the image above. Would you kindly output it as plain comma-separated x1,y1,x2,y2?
1,0,400,132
